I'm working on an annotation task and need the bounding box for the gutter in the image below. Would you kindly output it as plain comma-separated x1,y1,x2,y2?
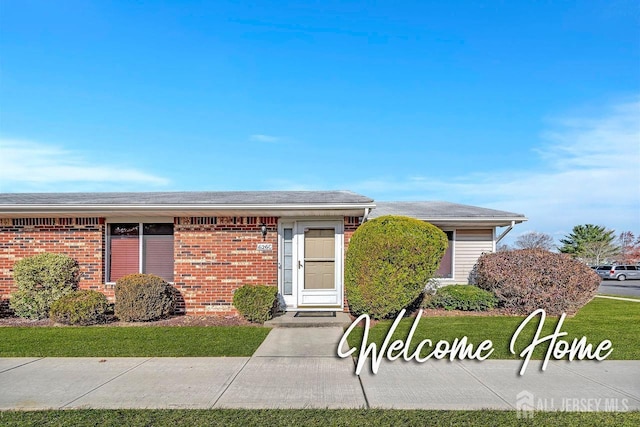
414,216,527,223
0,202,377,215
0,203,375,218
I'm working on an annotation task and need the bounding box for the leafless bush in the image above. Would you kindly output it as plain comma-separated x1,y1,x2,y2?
473,249,600,316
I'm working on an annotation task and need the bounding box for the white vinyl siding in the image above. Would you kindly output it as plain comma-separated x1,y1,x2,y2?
454,229,493,283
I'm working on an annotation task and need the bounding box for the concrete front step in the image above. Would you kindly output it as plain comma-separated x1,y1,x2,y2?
264,311,353,328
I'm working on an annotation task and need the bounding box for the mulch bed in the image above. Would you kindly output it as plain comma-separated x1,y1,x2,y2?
0,314,255,328
1,308,518,328
418,308,514,317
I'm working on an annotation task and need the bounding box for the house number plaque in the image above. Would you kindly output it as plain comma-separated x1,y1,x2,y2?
257,243,273,251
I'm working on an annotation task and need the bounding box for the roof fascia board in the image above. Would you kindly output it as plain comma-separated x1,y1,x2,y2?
0,202,376,212
410,216,526,222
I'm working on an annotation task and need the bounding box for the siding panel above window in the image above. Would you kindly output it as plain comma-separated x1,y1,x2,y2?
454,229,493,282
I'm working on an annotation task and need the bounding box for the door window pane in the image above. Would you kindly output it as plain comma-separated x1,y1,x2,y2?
304,229,335,259
304,261,335,289
304,229,335,290
283,228,293,295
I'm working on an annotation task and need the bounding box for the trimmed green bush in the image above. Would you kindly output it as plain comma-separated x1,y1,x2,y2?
473,249,601,315
345,215,448,319
233,285,278,323
423,285,498,311
10,253,80,319
115,274,175,322
49,290,109,325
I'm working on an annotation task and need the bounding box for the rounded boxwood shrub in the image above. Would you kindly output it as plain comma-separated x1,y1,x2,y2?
233,284,278,323
423,284,498,311
473,249,601,316
114,273,175,322
345,215,448,319
10,252,80,319
50,290,109,325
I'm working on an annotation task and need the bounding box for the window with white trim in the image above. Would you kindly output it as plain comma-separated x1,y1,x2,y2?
108,223,174,282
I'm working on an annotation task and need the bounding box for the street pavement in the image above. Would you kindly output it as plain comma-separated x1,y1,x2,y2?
1,327,639,411
598,279,640,298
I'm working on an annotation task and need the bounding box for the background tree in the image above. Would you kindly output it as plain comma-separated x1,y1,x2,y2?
559,224,618,265
618,231,640,264
496,243,511,252
514,231,555,250
580,240,620,265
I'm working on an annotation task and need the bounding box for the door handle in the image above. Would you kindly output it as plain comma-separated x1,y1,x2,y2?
298,260,303,269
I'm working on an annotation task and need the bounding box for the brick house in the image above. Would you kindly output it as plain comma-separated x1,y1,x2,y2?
0,191,526,315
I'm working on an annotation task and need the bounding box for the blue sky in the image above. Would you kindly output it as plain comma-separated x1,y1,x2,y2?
1,1,639,244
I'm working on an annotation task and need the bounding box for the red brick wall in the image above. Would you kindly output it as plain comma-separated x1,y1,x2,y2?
0,218,106,315
0,215,357,316
343,216,361,313
173,216,278,315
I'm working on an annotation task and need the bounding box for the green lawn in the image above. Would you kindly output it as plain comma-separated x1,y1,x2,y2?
346,298,640,360
0,326,270,357
0,298,637,359
0,409,638,427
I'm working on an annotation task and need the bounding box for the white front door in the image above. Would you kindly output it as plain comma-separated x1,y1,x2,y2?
278,220,343,311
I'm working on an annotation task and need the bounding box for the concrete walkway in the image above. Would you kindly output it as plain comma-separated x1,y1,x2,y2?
1,327,639,411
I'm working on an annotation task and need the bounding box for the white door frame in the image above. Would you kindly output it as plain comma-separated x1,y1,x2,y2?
278,219,344,311
277,220,297,310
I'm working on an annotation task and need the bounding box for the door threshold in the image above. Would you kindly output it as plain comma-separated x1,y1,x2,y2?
294,311,336,318
292,306,342,312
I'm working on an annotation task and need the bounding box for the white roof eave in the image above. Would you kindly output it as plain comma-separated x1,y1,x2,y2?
0,203,377,218
414,217,528,227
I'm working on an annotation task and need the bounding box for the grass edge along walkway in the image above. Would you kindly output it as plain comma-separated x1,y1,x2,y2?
595,295,640,302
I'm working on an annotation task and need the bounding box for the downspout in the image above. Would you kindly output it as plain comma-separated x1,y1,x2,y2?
495,220,515,244
361,207,371,223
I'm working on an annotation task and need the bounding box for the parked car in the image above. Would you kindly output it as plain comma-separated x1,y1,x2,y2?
599,265,640,281
595,265,613,279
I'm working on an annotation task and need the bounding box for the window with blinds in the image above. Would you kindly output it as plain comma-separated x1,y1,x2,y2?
108,222,174,282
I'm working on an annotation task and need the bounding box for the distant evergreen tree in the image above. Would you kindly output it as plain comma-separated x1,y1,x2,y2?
559,224,619,264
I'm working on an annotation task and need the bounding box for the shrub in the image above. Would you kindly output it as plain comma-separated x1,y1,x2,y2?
345,215,448,319
114,274,175,322
233,285,278,323
10,253,80,319
473,249,601,316
49,290,109,325
424,285,498,311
